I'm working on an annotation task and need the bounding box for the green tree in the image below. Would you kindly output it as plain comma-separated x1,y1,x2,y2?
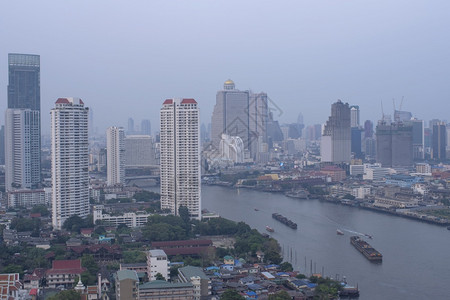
280,262,293,272
155,272,165,281
63,215,84,233
123,250,147,263
31,204,50,216
220,289,245,300
47,289,81,300
268,290,291,300
81,255,98,285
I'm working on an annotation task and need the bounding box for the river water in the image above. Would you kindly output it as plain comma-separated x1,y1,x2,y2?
200,185,450,300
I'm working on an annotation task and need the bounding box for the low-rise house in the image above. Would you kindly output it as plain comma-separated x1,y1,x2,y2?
46,259,86,288
23,268,45,289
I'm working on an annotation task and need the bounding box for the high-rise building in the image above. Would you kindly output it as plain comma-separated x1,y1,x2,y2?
141,119,151,135
394,110,412,122
124,135,155,167
211,80,269,161
432,122,446,160
51,98,89,230
350,105,360,128
6,53,41,191
160,98,201,219
411,119,424,160
321,100,351,163
106,126,125,186
0,125,4,165
364,120,373,138
376,121,413,167
127,117,135,135
5,109,41,190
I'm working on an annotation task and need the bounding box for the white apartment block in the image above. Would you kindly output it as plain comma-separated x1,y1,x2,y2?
147,249,169,281
93,205,152,228
160,98,201,219
7,188,51,208
51,98,89,230
4,109,41,191
106,126,125,186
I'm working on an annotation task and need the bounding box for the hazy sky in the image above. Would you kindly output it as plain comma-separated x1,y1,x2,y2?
1,1,449,135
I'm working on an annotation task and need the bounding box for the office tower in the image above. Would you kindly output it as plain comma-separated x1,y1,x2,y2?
350,105,360,127
160,98,200,219
124,135,155,167
127,118,135,135
321,100,351,163
376,121,413,167
6,53,41,190
364,120,373,138
5,109,40,190
51,98,89,230
8,54,40,110
351,127,363,158
447,124,450,158
141,119,151,135
211,80,269,161
411,119,424,160
432,122,446,160
106,126,125,186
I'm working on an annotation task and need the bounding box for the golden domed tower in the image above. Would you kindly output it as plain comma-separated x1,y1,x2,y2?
224,79,235,90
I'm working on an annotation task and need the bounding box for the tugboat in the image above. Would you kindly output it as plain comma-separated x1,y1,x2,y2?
265,226,274,232
254,208,259,211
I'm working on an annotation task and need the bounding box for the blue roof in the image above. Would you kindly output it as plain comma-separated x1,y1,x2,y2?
246,291,257,296
265,264,280,269
307,283,317,288
205,266,219,271
276,272,289,276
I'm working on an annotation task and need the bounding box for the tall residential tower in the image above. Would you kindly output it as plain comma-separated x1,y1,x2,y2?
160,98,201,219
51,98,89,230
106,126,125,186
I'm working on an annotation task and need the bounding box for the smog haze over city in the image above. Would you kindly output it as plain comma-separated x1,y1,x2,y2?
1,0,449,133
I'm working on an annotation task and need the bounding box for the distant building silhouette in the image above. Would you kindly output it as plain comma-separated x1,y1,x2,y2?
211,80,269,162
432,122,446,160
141,119,151,135
321,100,351,163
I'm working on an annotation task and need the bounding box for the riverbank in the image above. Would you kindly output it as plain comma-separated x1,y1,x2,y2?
206,182,450,227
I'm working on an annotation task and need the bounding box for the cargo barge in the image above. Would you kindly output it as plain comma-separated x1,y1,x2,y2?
272,213,297,229
350,236,382,262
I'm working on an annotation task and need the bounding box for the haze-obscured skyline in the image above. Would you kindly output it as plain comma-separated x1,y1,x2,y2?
1,1,449,134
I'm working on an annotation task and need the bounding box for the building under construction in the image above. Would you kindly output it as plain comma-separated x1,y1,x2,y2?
376,121,413,168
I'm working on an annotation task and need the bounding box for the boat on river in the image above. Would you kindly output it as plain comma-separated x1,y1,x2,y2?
272,213,298,229
337,229,344,235
266,226,274,232
350,236,382,262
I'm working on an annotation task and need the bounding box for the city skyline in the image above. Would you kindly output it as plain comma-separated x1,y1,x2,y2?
1,1,450,134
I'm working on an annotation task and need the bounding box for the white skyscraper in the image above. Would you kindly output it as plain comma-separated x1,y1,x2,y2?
5,109,41,191
106,126,125,186
51,98,89,230
160,98,201,219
